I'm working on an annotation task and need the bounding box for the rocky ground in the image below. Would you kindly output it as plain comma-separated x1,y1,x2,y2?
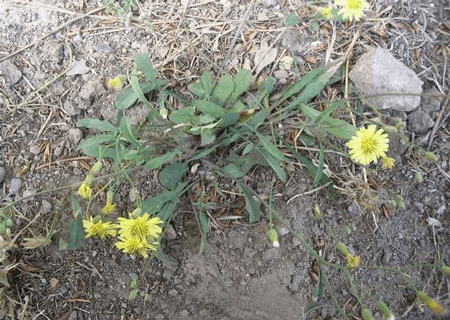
0,0,449,319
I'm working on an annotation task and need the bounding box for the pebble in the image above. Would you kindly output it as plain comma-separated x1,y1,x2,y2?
129,273,139,281
8,177,22,195
96,42,115,53
22,189,36,202
40,199,52,214
168,289,178,296
164,225,177,240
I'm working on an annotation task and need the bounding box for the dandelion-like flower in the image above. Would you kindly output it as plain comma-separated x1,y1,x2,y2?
322,7,333,19
381,156,395,169
347,125,389,166
346,254,361,268
417,291,448,315
117,212,163,240
335,0,369,21
83,216,117,239
102,190,116,214
107,76,123,91
78,183,93,199
115,236,158,258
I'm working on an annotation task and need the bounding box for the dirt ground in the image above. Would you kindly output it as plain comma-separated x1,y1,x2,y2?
0,0,449,319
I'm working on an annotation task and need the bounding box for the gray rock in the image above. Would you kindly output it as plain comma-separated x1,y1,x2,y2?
8,178,22,195
164,225,177,240
63,100,81,116
96,42,115,53
421,87,443,113
43,41,64,64
22,189,36,202
29,144,40,155
40,199,52,214
407,109,434,133
0,60,22,86
0,167,5,184
349,47,423,112
67,128,83,147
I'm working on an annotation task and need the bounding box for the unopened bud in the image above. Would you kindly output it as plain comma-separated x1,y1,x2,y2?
417,291,448,315
90,161,103,175
414,171,423,183
337,242,351,257
377,301,395,320
267,228,279,247
312,203,322,219
440,265,450,276
361,308,374,320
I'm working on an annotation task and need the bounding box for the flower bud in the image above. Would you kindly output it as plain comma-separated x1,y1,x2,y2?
414,171,423,183
90,161,103,175
312,203,322,219
361,308,374,320
267,228,279,248
417,291,448,315
440,265,450,276
337,242,351,257
377,301,395,320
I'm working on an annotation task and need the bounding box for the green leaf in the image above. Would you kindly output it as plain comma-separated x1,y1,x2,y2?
141,181,189,215
77,118,117,133
116,86,138,110
130,66,152,107
68,216,85,250
257,135,287,161
237,182,261,224
313,143,325,188
201,129,215,146
265,77,275,95
211,74,234,106
155,250,178,268
122,150,140,161
222,163,246,179
313,262,324,297
248,110,266,129
230,69,252,102
201,71,213,96
285,13,301,27
71,191,81,218
256,146,287,182
193,100,226,118
242,142,254,155
159,163,187,190
77,134,115,152
119,116,140,147
145,149,180,170
169,107,195,124
188,146,216,162
221,112,240,128
59,239,68,251
157,201,175,223
189,81,207,99
227,148,268,175
199,211,209,254
134,53,159,81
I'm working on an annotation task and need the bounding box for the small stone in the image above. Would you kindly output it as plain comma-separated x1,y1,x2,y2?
349,47,423,112
168,289,178,296
179,310,189,317
50,278,59,288
131,42,140,49
421,87,443,113
276,226,289,237
0,60,22,86
164,225,177,240
29,144,40,155
263,248,280,261
8,178,22,195
129,273,139,281
407,109,434,134
40,200,52,214
0,167,6,184
22,189,36,202
67,128,83,147
155,315,165,320
96,42,115,53
63,100,81,116
292,237,301,247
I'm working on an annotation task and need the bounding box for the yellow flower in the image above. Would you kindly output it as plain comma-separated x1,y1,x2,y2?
102,202,116,214
117,212,163,240
107,76,123,90
83,216,117,239
78,183,93,199
347,125,389,166
381,156,395,169
322,7,333,19
417,291,448,315
335,0,369,21
115,236,158,258
346,254,361,268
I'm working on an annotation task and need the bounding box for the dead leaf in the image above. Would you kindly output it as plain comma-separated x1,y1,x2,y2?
303,55,318,64
22,236,51,250
66,59,90,76
254,40,278,76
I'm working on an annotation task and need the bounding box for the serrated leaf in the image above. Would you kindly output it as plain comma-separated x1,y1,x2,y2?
159,163,187,190
141,181,188,215
77,134,115,152
120,116,140,147
237,182,261,224
145,149,180,170
134,53,159,81
169,107,195,124
77,118,117,133
68,216,85,250
256,146,287,182
193,100,226,118
285,13,301,27
201,71,213,96
211,74,234,106
116,86,138,110
222,163,246,179
230,69,252,102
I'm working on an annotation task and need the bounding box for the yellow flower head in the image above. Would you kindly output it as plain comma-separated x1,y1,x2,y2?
117,212,163,240
107,76,123,91
115,236,158,258
83,216,117,239
102,202,116,214
78,183,93,199
347,125,389,166
322,7,333,19
335,0,369,21
346,254,361,268
382,156,395,169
